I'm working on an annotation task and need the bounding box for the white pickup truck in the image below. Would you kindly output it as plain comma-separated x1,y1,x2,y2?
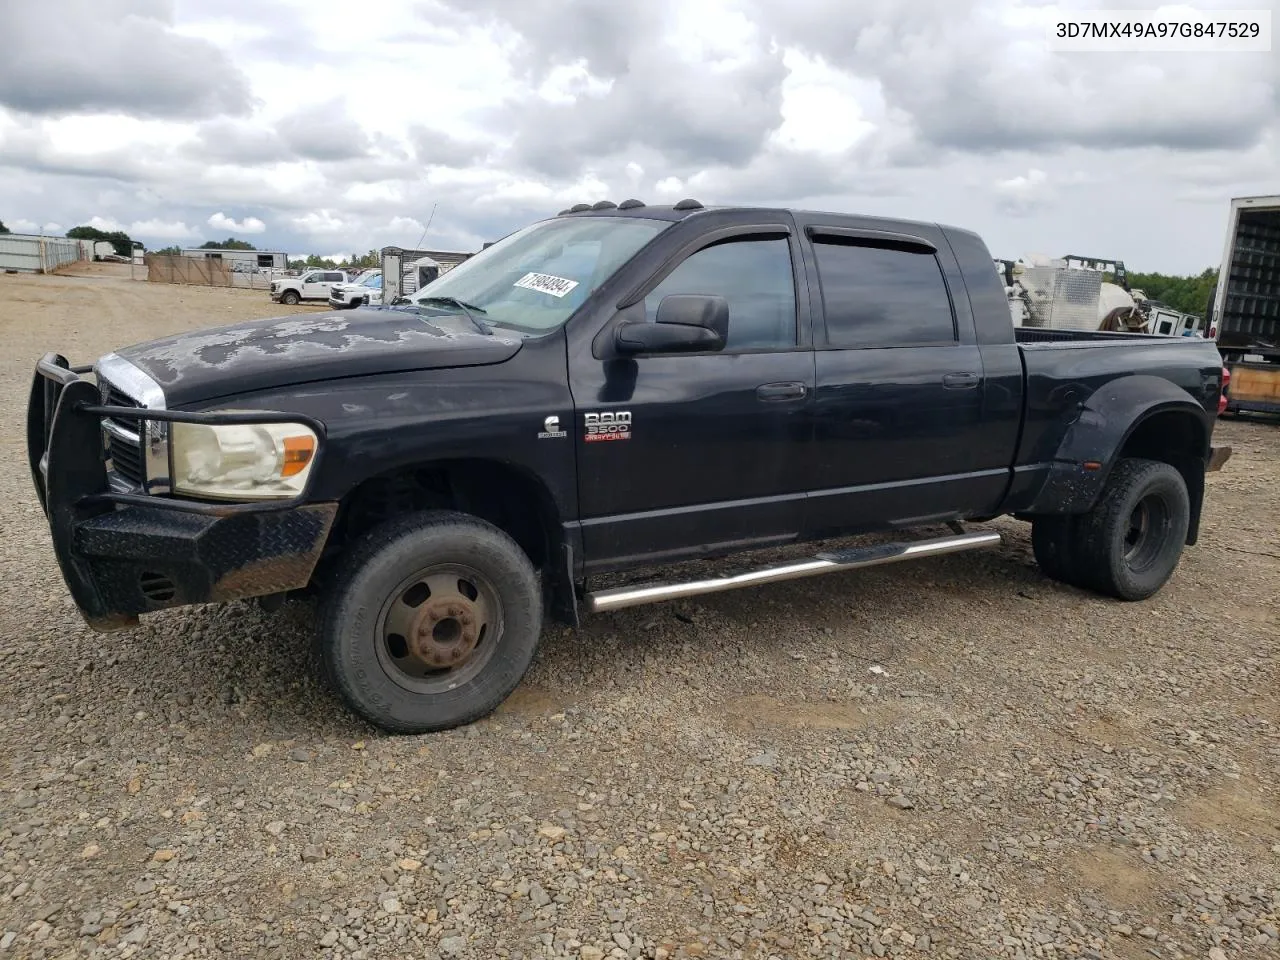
269,269,350,305
328,270,384,309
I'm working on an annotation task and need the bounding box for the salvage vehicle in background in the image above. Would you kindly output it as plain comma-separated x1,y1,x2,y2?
270,268,350,304
329,270,383,309
1206,194,1280,416
29,199,1231,734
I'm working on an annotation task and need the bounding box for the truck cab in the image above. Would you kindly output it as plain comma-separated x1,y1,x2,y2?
270,269,348,304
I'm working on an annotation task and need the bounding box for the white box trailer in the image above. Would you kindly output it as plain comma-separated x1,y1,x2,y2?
1208,194,1280,415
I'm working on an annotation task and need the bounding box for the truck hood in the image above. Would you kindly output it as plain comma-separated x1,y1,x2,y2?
113,308,523,406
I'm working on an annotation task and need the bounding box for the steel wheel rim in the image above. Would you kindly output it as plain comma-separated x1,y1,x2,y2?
374,563,503,695
1122,493,1171,572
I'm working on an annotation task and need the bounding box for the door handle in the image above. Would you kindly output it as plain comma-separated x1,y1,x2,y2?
756,381,807,402
941,372,980,389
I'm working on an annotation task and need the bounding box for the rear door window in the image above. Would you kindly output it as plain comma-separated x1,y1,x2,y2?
812,239,956,348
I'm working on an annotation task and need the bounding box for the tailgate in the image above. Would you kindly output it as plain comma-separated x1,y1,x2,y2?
1225,360,1280,412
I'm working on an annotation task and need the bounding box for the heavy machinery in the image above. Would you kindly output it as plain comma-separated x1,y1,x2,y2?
997,254,1205,337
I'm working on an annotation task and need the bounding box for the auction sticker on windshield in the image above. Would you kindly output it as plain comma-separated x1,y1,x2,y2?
514,272,579,298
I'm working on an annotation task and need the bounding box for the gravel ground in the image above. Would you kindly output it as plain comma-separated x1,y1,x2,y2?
1,270,1277,960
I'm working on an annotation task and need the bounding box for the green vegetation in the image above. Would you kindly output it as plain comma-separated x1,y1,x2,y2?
65,225,135,258
0,219,9,234
1128,268,1218,317
199,238,256,250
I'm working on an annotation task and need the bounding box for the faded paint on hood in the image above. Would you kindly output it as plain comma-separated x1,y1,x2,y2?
114,308,522,406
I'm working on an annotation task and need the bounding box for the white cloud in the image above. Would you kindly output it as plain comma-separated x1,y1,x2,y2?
387,216,425,235
292,210,349,235
129,219,199,238
994,168,1051,216
8,217,38,232
0,0,1274,273
207,211,266,234
86,215,124,232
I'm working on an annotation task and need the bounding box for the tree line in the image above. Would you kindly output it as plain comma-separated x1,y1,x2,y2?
1126,268,1219,318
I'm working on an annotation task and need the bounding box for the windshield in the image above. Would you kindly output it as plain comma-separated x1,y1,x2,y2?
407,216,671,333
361,273,383,288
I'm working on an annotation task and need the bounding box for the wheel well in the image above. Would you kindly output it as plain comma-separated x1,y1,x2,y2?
1116,411,1207,545
329,459,559,570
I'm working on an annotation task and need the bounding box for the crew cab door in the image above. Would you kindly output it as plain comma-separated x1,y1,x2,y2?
303,271,341,299
796,218,1007,534
566,215,816,573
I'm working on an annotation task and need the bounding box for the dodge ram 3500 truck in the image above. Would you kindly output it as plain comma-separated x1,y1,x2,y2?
28,200,1232,733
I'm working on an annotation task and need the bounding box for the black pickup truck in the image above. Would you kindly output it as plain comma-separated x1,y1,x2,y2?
29,200,1232,733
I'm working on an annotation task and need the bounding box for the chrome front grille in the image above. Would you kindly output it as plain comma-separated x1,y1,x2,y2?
94,354,169,494
99,378,145,488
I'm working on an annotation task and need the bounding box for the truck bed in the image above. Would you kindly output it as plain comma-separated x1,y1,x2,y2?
1013,328,1222,467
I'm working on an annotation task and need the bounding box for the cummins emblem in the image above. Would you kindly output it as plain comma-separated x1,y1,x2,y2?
538,415,567,439
584,411,632,442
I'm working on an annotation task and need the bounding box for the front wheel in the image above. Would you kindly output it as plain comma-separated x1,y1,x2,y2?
1073,458,1190,601
281,290,300,305
317,510,543,733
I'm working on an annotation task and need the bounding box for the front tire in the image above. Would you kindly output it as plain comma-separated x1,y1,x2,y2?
1073,458,1190,601
281,290,300,305
318,510,542,733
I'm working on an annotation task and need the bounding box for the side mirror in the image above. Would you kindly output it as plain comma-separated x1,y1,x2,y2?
614,294,729,355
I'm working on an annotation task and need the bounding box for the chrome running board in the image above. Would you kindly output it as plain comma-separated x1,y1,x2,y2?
585,531,1002,614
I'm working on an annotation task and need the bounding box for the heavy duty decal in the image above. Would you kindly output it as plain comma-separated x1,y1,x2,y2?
584,411,631,442
513,272,579,298
538,415,567,439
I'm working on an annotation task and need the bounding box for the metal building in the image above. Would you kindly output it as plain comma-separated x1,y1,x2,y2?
0,233,88,273
180,248,288,271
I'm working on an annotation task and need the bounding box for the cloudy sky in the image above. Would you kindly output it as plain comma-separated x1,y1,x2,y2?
0,0,1275,272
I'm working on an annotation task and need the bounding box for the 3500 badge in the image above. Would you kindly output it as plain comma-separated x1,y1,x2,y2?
584,411,632,442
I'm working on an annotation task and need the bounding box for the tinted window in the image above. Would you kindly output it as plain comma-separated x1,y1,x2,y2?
324,272,343,282
644,237,796,350
813,239,955,347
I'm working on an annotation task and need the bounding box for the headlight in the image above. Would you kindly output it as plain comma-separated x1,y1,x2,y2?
170,420,319,500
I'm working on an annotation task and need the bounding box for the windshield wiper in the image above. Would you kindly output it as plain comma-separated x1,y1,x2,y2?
417,296,492,335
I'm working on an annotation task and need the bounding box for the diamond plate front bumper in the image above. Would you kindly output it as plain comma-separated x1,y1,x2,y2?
28,353,336,632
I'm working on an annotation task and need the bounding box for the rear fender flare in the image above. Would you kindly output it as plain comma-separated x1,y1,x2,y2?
1026,375,1211,523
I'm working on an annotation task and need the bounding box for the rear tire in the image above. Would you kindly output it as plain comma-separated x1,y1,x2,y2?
318,510,542,734
1073,458,1190,601
281,290,300,305
1031,515,1091,588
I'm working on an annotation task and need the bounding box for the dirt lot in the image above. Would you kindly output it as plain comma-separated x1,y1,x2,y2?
0,270,1276,960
